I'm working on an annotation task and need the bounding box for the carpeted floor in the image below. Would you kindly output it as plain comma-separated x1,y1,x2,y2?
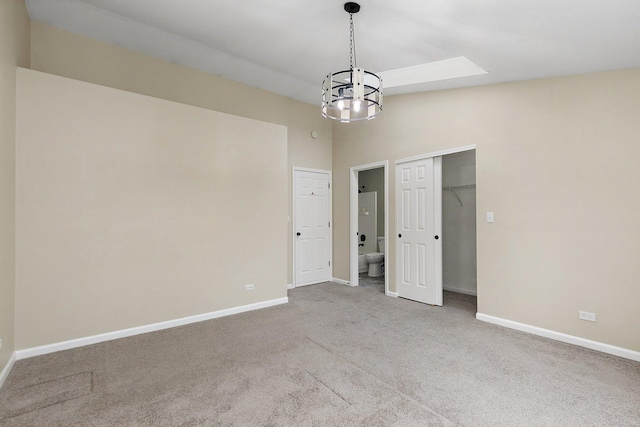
358,272,385,294
1,282,639,426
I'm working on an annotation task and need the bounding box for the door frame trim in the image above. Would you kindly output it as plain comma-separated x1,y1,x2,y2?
349,161,389,296
292,167,333,287
396,144,476,165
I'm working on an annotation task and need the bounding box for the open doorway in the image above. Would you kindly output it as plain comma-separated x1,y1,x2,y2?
349,161,389,295
357,167,386,293
442,150,477,297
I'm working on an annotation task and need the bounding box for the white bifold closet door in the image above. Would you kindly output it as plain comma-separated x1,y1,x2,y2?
396,157,442,305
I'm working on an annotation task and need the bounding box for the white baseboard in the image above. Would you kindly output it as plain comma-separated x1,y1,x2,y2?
15,297,289,361
443,284,477,296
386,291,398,298
287,284,295,289
476,313,640,362
0,352,16,390
293,282,318,287
331,278,350,286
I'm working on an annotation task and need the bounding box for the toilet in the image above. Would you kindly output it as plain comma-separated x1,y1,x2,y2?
365,237,385,277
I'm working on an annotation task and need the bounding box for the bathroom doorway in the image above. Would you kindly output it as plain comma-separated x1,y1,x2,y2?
349,161,389,295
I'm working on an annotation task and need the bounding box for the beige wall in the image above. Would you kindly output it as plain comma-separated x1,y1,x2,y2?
0,0,30,372
16,69,288,349
29,21,332,285
333,68,640,352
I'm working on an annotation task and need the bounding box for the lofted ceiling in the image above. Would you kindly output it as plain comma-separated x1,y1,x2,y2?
26,0,640,106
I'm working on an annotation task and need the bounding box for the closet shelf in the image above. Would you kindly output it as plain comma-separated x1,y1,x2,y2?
442,184,475,207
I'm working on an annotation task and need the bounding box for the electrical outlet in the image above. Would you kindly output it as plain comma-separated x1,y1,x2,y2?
579,311,596,322
0,338,3,349
245,284,255,291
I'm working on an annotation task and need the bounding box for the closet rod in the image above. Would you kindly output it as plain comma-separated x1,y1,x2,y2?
442,184,476,191
442,184,475,207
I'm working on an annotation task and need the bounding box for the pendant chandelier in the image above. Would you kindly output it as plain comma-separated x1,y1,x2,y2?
322,2,382,122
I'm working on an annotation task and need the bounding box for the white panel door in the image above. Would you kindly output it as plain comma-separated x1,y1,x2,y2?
396,157,442,305
294,170,331,286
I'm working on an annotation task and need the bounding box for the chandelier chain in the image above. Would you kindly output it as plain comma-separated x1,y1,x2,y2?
349,13,357,69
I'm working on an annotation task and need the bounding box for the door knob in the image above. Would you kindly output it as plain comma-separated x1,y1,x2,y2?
398,234,402,238
296,232,301,236
435,235,439,240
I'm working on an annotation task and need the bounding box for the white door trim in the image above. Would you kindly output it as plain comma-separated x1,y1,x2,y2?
396,144,476,165
292,166,333,174
292,167,332,287
349,161,389,296
434,157,443,305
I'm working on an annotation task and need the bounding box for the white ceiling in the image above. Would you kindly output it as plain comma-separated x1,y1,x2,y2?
26,0,640,105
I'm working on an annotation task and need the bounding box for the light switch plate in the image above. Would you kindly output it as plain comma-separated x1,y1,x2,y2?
486,212,494,223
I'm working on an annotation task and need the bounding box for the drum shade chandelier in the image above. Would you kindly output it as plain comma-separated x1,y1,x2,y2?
322,2,382,122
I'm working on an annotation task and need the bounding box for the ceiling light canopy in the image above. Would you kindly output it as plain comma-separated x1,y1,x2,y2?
322,2,382,123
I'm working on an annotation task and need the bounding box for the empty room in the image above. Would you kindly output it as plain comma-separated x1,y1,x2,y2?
1,0,639,425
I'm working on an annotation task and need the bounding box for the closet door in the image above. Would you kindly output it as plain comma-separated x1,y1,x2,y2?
395,157,442,305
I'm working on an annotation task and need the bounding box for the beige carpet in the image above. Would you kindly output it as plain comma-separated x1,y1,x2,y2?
1,282,639,426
